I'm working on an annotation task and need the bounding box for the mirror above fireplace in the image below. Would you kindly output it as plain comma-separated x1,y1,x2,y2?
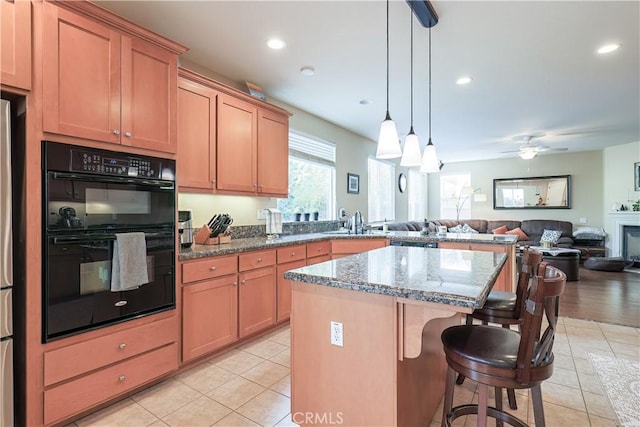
493,175,571,209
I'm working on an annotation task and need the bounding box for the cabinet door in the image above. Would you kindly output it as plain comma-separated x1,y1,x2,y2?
277,259,306,322
239,266,276,337
177,78,217,189
217,95,257,193
331,239,387,254
1,0,31,90
43,3,121,144
182,276,238,361
121,36,177,153
257,110,289,196
437,242,470,251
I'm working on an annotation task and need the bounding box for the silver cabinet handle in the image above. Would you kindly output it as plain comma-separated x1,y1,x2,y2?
119,343,126,350
291,252,296,256
113,130,120,135
257,257,263,262
118,375,126,382
124,132,132,138
233,281,238,286
210,266,217,271
211,179,216,184
240,280,246,285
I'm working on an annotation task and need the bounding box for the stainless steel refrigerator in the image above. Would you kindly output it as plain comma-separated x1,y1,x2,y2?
0,98,14,427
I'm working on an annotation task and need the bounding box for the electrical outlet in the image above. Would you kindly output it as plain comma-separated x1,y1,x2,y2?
257,209,266,220
579,217,587,224
330,321,343,347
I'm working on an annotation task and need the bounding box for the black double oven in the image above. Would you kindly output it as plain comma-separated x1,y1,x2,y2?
43,141,176,342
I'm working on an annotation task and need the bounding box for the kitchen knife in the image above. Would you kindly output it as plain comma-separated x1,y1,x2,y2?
207,214,218,230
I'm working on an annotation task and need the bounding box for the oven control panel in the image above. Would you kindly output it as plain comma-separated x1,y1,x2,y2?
71,150,165,179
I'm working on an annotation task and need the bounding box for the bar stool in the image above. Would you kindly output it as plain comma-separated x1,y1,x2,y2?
441,263,567,427
456,247,543,410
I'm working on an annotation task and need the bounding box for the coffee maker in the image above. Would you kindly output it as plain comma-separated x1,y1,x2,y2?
178,210,193,248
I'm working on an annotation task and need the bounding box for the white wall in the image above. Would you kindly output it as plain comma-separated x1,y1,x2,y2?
426,151,605,228
602,141,640,212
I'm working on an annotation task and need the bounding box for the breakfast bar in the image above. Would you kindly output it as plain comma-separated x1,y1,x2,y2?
284,246,507,426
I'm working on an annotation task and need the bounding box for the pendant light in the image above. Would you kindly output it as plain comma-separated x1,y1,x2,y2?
400,13,422,167
376,0,401,159
420,26,440,173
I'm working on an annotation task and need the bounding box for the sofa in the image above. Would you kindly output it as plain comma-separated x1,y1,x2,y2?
381,219,575,248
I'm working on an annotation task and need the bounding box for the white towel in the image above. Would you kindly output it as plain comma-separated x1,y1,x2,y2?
111,232,149,291
266,208,282,235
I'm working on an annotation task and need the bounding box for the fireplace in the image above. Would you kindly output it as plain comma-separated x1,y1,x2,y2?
623,225,640,265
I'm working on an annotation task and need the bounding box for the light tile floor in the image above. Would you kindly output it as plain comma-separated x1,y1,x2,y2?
69,317,639,427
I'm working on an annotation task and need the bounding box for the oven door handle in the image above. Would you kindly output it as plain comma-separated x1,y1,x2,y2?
52,232,173,244
51,172,174,189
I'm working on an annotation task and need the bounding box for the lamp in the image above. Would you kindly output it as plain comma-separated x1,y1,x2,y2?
454,186,486,219
519,149,537,160
400,12,422,167
376,0,401,159
420,26,440,173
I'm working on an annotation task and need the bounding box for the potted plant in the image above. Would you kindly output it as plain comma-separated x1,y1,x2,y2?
303,211,311,221
312,209,319,221
293,207,302,222
633,200,640,212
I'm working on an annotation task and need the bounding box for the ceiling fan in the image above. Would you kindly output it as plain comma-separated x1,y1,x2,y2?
501,135,568,159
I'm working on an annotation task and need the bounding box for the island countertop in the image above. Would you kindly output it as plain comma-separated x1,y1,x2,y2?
284,245,507,310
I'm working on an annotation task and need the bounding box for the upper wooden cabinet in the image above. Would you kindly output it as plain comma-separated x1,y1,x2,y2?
42,2,186,154
177,75,217,190
257,110,289,196
1,0,32,90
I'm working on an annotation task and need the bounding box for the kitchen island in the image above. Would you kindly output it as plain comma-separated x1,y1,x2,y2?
284,246,507,427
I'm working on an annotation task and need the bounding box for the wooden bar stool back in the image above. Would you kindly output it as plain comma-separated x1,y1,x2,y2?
441,263,567,427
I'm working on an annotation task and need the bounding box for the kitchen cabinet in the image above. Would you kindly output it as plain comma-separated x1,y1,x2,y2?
182,276,238,362
438,242,515,292
42,316,177,425
257,110,289,196
177,74,217,190
306,241,331,265
216,94,258,193
276,245,306,322
42,2,185,154
1,0,31,90
331,239,387,259
238,250,276,337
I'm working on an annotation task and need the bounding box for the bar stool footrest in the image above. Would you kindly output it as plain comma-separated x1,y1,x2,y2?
445,403,528,427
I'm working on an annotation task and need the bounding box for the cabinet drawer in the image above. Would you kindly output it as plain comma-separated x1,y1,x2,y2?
44,343,177,426
331,239,387,254
306,241,330,258
182,254,238,283
44,316,175,386
277,245,305,263
239,249,276,271
307,254,331,265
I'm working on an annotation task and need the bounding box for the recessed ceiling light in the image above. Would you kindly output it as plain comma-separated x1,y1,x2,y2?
359,99,372,105
597,43,621,54
300,66,315,76
456,76,472,85
267,38,286,50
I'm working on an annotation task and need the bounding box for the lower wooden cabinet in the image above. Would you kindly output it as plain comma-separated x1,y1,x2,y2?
182,275,239,362
44,343,177,426
277,259,306,322
331,238,387,259
239,266,276,337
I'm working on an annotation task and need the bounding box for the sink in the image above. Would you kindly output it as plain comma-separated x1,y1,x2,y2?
322,230,351,235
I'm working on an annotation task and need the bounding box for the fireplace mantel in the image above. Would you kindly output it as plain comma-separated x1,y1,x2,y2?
607,212,640,257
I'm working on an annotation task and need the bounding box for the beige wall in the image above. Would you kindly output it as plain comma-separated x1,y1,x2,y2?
603,141,640,212
426,151,605,228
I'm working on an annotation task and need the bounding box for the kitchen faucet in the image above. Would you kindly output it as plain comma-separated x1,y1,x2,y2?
352,210,364,234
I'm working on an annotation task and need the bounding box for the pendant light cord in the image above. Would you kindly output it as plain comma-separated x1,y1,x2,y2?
410,14,414,129
386,0,390,113
428,26,432,139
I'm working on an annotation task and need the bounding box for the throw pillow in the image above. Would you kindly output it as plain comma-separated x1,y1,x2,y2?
448,224,464,232
541,229,562,244
492,225,509,235
505,227,529,241
461,223,479,233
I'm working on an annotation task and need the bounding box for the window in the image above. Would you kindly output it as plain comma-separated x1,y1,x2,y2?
368,158,395,223
440,173,471,220
277,131,336,221
408,169,425,220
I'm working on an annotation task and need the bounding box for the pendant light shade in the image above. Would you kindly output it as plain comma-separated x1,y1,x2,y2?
376,0,401,159
421,26,440,173
400,13,422,167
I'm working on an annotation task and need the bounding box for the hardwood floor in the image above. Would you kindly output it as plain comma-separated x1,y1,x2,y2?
559,266,640,328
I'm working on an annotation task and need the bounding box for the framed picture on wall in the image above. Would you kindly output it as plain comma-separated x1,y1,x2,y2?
347,173,359,194
635,162,640,191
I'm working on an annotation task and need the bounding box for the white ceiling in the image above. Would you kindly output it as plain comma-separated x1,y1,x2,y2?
96,0,640,163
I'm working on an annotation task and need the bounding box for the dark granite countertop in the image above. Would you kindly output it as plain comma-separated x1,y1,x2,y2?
283,246,507,309
178,230,517,261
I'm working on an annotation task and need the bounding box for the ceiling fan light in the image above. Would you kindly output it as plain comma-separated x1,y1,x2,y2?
519,150,536,160
376,113,401,159
400,130,422,167
420,139,440,173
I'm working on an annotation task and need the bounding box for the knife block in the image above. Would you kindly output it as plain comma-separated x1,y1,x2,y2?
194,225,219,245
